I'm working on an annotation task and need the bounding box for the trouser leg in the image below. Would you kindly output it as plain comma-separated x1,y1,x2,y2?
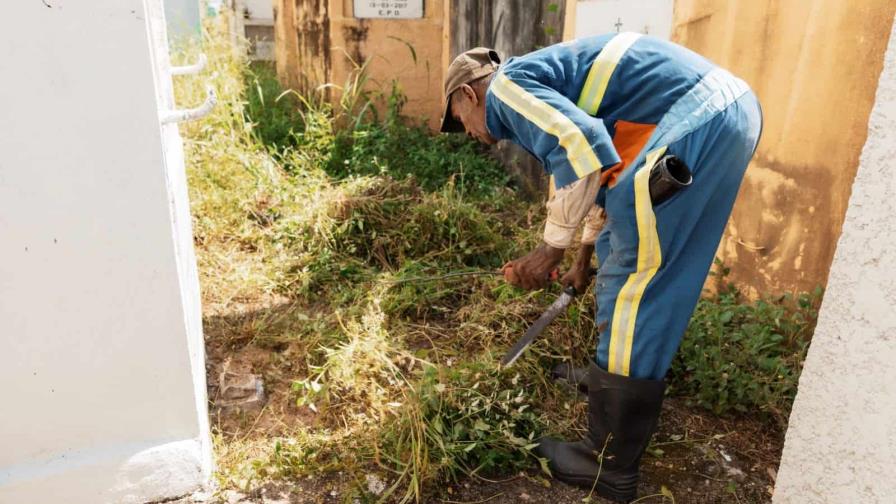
595,93,762,380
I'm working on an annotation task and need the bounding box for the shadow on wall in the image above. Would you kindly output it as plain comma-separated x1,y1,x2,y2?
673,0,896,296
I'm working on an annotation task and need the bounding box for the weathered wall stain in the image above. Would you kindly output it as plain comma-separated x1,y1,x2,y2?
673,0,896,295
276,0,449,130
340,22,368,67
275,0,331,94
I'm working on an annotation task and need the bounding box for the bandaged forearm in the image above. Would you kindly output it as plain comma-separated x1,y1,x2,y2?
543,171,601,248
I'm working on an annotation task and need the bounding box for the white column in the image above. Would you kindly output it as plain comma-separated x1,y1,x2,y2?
0,1,212,502
774,15,896,504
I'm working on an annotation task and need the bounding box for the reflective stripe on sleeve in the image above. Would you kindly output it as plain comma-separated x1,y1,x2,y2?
490,73,603,179
577,32,642,116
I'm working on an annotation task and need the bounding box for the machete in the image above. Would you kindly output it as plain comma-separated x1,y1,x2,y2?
500,284,578,368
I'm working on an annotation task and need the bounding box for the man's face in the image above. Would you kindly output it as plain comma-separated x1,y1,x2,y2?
450,84,497,145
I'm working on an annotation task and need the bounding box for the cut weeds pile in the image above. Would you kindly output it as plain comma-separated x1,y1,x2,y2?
178,18,821,504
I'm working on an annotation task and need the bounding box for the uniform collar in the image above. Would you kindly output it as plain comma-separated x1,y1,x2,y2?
484,75,506,140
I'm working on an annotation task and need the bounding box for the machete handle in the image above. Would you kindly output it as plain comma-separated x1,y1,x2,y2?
560,267,597,296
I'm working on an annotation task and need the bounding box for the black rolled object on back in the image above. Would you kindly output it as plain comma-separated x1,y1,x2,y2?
648,154,692,205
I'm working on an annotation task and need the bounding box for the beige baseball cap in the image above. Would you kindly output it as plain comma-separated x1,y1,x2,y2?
440,47,501,133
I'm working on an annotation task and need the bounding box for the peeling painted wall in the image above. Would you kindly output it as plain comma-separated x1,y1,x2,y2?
673,0,896,296
773,15,896,502
329,0,448,130
274,0,302,90
274,0,330,93
274,0,447,129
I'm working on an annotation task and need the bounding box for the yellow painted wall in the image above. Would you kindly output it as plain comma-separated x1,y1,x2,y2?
672,0,895,296
328,0,448,130
274,0,447,128
273,0,300,90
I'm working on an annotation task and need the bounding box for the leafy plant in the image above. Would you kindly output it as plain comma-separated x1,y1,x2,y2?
668,264,822,425
324,81,509,194
378,362,545,502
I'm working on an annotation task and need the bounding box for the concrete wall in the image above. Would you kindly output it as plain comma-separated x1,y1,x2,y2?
774,16,896,503
274,0,303,89
672,0,896,296
0,1,212,502
450,0,568,58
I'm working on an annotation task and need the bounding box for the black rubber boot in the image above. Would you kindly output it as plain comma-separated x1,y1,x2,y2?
535,362,665,502
550,362,589,396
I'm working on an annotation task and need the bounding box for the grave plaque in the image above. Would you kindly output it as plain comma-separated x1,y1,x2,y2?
353,0,423,19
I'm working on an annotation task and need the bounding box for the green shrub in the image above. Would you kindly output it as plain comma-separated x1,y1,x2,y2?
669,269,822,424
242,65,508,195
327,121,509,195
243,63,305,148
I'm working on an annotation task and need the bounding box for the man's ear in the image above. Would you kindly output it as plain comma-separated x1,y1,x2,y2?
460,83,479,107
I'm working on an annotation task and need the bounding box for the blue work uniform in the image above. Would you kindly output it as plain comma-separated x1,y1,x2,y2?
484,33,762,380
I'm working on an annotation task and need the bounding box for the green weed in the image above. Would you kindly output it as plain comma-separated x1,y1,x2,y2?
377,362,546,502
244,63,305,148
668,264,822,424
241,60,508,195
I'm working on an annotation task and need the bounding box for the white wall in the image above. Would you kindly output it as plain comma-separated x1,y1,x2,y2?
773,15,896,504
575,0,674,39
0,1,211,502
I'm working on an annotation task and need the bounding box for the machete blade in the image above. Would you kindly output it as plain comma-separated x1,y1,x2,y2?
500,286,577,368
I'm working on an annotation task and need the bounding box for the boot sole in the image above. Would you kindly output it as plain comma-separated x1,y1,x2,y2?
552,469,637,503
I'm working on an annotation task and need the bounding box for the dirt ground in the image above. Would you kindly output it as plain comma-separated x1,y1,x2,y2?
195,328,780,504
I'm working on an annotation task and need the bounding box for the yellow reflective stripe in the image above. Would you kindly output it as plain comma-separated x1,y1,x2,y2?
607,146,667,376
491,74,601,179
577,32,642,116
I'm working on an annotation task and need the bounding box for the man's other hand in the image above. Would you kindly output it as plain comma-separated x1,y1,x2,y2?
502,243,565,290
560,243,595,294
